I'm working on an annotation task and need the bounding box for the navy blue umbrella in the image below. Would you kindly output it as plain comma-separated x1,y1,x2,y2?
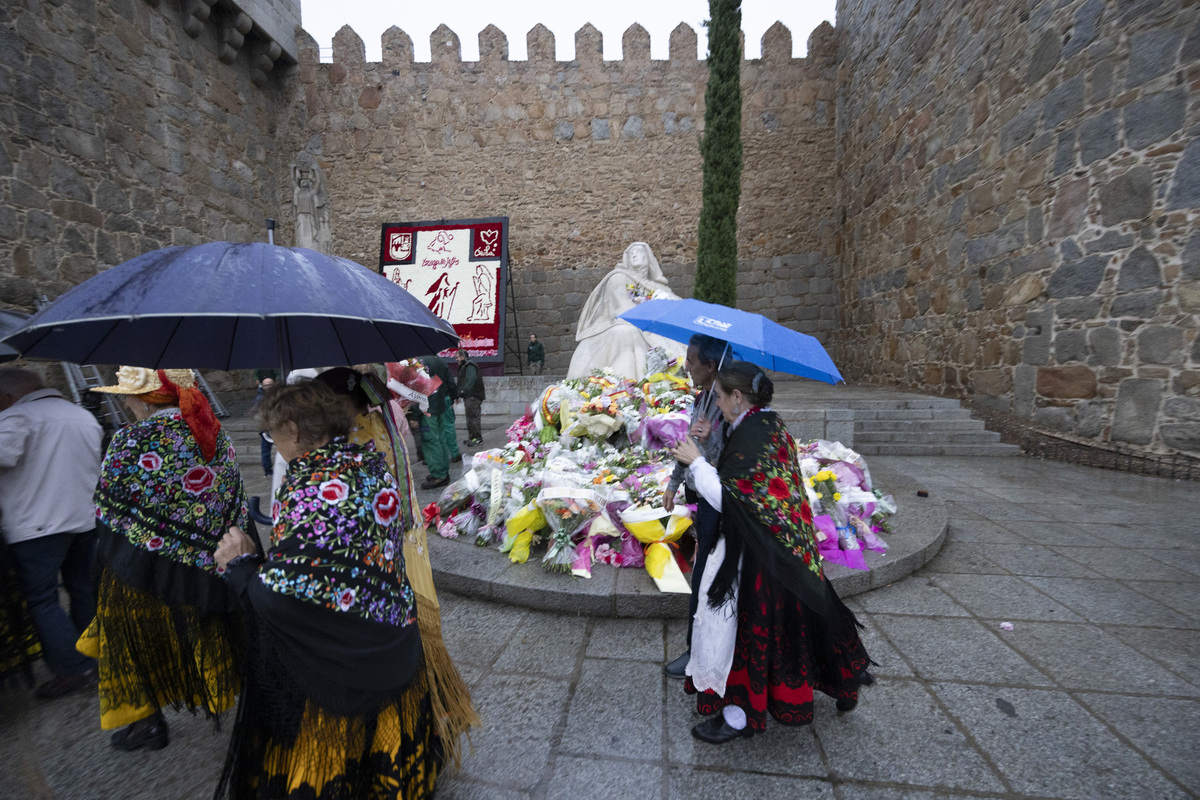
0,309,30,363
0,242,458,372
619,298,843,384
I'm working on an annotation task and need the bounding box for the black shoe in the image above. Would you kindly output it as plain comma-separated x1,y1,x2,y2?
451,454,463,463
837,670,875,714
664,650,689,679
34,667,97,700
421,475,450,490
111,718,169,751
691,714,754,745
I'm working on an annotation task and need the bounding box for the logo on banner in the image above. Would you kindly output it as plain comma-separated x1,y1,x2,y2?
694,315,733,332
388,232,412,261
474,229,499,258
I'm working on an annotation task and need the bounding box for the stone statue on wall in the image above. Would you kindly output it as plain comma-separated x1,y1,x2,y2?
291,156,331,253
567,242,686,380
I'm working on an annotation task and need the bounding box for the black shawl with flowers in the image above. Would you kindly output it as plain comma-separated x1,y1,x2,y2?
711,410,828,615
225,440,421,718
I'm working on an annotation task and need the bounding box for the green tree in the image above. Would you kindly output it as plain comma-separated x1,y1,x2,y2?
694,0,743,306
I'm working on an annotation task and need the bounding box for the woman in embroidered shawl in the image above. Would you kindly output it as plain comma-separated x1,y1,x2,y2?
80,367,251,751
672,361,872,744
215,379,441,799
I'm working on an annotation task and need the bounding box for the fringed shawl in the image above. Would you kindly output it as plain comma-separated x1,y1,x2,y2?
710,409,827,616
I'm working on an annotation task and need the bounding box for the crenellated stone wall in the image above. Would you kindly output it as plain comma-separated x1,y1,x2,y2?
5,0,1198,458
276,21,843,373
834,0,1200,455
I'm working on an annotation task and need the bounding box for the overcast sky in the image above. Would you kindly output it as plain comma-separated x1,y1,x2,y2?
299,0,839,62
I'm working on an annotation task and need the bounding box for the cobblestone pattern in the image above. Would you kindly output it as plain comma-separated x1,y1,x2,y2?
277,23,843,372
833,0,1200,456
0,0,289,313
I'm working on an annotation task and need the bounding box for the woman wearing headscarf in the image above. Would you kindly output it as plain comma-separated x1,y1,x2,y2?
214,379,442,799
80,368,252,751
672,361,873,744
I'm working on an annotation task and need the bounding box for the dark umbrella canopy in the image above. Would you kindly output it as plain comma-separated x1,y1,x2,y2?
1,243,458,372
0,309,30,363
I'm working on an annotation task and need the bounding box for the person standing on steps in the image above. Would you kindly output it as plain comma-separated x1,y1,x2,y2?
456,348,485,448
526,333,545,375
418,355,458,490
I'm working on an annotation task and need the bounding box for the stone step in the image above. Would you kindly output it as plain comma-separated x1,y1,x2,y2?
855,418,985,432
852,442,1021,456
854,430,1002,444
851,408,973,420
841,397,964,410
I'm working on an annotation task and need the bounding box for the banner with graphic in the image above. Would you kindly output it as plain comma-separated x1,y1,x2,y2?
379,217,507,363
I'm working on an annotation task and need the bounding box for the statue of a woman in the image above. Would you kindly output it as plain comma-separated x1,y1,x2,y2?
567,242,686,379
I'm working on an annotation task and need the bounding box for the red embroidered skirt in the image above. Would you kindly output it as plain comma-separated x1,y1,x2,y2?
686,557,871,730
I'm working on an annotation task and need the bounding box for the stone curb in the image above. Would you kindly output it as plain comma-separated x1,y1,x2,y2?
428,464,947,618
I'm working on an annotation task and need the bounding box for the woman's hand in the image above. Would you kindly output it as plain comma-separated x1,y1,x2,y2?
691,417,712,443
215,525,258,569
662,488,676,512
672,436,702,467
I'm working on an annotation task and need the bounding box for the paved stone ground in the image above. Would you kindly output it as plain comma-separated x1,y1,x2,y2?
2,428,1197,798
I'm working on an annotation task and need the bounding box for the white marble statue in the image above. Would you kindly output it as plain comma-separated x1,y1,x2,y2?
567,242,686,379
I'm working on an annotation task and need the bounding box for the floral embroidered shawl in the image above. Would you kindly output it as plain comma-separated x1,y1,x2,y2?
714,409,827,614
259,439,417,629
96,410,249,576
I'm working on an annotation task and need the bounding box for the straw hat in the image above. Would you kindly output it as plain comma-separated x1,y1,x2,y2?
92,366,196,395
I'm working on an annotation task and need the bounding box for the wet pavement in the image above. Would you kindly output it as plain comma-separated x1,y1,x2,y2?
2,414,1197,799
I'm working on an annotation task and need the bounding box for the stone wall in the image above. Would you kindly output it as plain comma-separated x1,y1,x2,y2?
277,21,842,372
834,0,1200,455
0,0,294,312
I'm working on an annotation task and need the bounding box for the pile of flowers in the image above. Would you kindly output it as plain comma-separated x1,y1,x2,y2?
426,350,896,585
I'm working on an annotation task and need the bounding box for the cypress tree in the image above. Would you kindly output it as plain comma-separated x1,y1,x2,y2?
694,0,743,306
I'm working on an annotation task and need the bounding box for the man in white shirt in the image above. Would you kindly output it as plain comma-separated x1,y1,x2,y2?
0,368,103,699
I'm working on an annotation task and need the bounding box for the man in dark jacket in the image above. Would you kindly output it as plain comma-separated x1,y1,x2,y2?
418,355,459,489
526,334,545,375
456,349,486,447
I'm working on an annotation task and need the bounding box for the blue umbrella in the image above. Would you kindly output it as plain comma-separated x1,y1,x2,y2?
619,298,843,384
1,242,458,373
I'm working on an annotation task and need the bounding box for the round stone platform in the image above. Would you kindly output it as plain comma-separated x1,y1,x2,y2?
428,463,947,618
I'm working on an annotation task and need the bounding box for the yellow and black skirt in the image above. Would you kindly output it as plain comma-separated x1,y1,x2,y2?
77,568,241,729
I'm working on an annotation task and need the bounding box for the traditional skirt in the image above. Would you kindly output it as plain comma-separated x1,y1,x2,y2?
0,539,40,687
218,649,441,800
685,548,872,730
76,568,241,729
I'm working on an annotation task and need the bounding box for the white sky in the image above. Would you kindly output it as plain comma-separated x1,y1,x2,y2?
299,0,838,62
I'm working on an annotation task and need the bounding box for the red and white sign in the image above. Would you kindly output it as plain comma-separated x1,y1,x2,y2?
379,218,507,361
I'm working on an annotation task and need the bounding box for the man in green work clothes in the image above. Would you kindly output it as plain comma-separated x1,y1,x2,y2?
418,354,461,490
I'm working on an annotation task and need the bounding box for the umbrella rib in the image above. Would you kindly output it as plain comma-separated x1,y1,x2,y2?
151,317,185,367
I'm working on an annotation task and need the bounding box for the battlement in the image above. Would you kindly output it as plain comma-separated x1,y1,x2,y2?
304,19,839,69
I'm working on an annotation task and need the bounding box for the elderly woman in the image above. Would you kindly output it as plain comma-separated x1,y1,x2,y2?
214,380,441,799
81,368,251,751
672,361,873,744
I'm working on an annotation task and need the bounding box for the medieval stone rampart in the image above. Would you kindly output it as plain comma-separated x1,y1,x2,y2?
834,0,1200,455
0,0,294,311
277,21,843,372
3,0,1197,457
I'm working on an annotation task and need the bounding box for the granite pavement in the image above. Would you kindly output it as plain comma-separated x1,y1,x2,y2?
1,412,1197,800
